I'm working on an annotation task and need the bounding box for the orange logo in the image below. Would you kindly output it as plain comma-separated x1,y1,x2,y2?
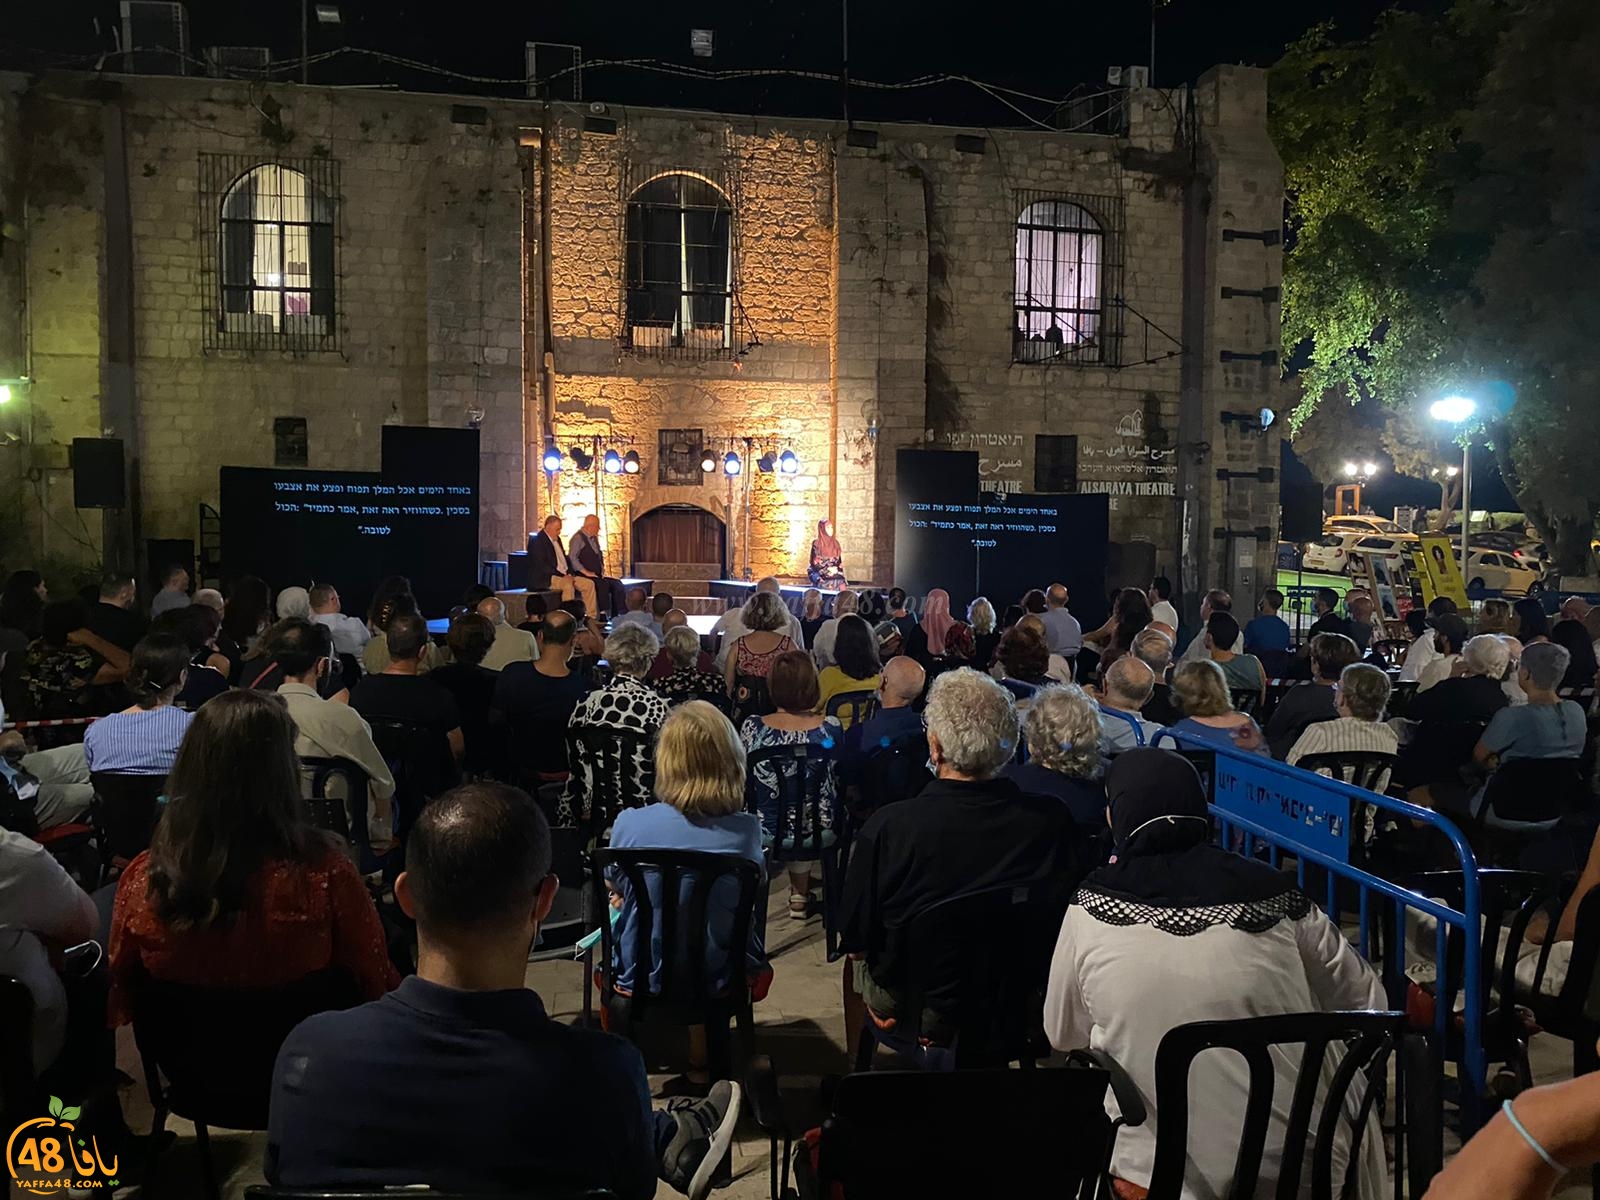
6,1096,119,1193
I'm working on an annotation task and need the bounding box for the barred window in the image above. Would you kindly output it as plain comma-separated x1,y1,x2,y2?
202,156,339,352
624,173,733,355
1014,200,1104,364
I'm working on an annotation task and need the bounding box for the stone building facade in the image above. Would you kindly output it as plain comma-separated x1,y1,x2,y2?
0,63,1282,610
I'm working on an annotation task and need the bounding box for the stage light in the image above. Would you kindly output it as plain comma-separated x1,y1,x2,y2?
757,451,776,473
569,445,593,471
723,451,742,477
622,450,641,475
700,448,716,473
778,449,800,475
542,443,563,473
602,449,623,474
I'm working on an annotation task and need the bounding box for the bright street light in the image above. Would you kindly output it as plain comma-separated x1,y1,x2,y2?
1429,395,1477,424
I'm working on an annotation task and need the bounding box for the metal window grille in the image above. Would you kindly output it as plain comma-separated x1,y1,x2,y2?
658,428,706,486
199,154,340,353
1012,190,1124,366
621,165,738,361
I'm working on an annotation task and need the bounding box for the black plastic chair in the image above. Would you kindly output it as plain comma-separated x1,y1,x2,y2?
745,742,846,957
732,673,775,727
1230,687,1262,718
91,770,167,867
823,688,878,730
590,848,763,1084
133,967,363,1200
0,974,36,1134
1476,756,1589,829
1295,751,1399,794
811,1061,1143,1199
366,717,457,841
855,880,1069,1071
562,725,656,826
1148,1011,1412,1200
299,756,381,868
849,733,931,822
246,1188,617,1199
526,825,597,1024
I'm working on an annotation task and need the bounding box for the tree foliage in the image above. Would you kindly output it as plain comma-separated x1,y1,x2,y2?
1272,0,1600,571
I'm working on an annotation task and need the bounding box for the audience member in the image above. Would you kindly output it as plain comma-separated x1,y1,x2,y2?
309,584,372,657
1514,596,1551,645
993,623,1053,699
221,575,273,665
724,591,797,703
1003,684,1107,826
477,595,537,672
151,605,230,710
1021,589,1048,616
968,597,1000,668
1287,663,1398,788
886,588,917,638
649,609,714,681
1146,576,1179,632
610,702,769,1083
149,563,192,619
816,613,880,723
193,587,225,613
85,572,147,654
1586,607,1600,663
517,592,549,636
1014,614,1073,684
1470,642,1585,813
1399,598,1458,682
840,669,1086,1050
494,610,590,781
83,633,193,775
0,569,47,654
364,591,444,675
352,612,465,771
838,657,926,777
1416,613,1470,692
567,512,627,618
1180,589,1241,662
1478,598,1514,635
1044,748,1384,1198
108,690,397,1024
1133,628,1179,725
741,651,839,918
1346,592,1378,653
902,587,956,669
1302,587,1354,644
1097,655,1164,753
1403,634,1511,808
799,588,827,649
265,782,739,1199
1244,588,1292,655
429,613,501,775
1499,635,1528,706
712,578,805,670
615,587,662,639
19,600,129,725
275,586,312,621
655,625,727,707
1040,583,1083,658
1549,618,1598,691
872,618,904,660
809,588,859,670
1094,588,1157,674
1164,660,1268,756
269,619,396,819
856,588,888,625
558,623,667,825
1265,632,1360,759
1205,611,1266,705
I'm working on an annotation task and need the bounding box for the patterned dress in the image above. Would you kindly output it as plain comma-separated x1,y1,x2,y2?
740,716,840,847
558,674,669,825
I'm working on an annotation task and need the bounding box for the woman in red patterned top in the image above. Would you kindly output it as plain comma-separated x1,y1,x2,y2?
109,689,396,1025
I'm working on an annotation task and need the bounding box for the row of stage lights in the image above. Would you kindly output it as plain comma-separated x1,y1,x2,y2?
540,440,801,477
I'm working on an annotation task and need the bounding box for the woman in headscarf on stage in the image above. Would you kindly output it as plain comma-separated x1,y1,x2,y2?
808,519,846,588
1043,748,1387,1200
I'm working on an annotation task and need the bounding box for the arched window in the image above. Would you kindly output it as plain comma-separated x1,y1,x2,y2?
1013,200,1103,363
219,163,335,336
625,173,733,352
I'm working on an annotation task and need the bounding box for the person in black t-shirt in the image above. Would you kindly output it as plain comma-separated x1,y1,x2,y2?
1265,632,1360,759
430,613,503,776
86,573,148,653
350,612,464,769
1304,587,1355,643
1132,628,1181,726
493,610,591,780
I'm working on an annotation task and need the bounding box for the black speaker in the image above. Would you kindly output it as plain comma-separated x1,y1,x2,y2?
72,438,126,509
1280,480,1324,544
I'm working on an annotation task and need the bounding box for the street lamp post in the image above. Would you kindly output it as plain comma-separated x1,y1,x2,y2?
1337,461,1379,515
1430,395,1478,581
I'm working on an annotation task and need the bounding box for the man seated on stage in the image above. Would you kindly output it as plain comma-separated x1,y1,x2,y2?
568,514,626,619
528,515,598,618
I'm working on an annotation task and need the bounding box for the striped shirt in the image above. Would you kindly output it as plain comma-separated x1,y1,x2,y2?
1286,717,1399,790
82,706,194,775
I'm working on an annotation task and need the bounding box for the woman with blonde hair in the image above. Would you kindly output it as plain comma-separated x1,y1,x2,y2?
609,700,771,1082
1478,598,1514,636
1163,659,1269,756
968,597,1001,669
799,588,827,649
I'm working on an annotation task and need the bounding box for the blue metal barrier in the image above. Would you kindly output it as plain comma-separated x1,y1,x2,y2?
1154,731,1487,1124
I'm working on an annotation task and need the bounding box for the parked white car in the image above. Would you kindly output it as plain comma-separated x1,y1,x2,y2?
1463,548,1543,597
1324,515,1407,537
1303,532,1416,576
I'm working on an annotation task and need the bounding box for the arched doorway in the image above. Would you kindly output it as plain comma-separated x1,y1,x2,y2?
632,504,727,575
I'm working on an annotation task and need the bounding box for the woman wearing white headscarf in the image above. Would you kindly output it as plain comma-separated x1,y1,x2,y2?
1044,748,1386,1199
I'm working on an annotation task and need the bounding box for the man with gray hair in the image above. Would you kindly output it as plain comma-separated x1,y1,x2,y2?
1133,628,1179,725
1180,588,1242,663
1041,583,1083,658
837,667,1086,1053
1098,655,1165,753
1474,640,1586,775
476,595,536,672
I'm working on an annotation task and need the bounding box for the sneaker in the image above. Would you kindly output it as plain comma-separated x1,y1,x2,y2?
660,1079,742,1199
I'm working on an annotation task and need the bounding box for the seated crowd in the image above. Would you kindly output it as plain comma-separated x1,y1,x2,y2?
5,553,1600,1198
